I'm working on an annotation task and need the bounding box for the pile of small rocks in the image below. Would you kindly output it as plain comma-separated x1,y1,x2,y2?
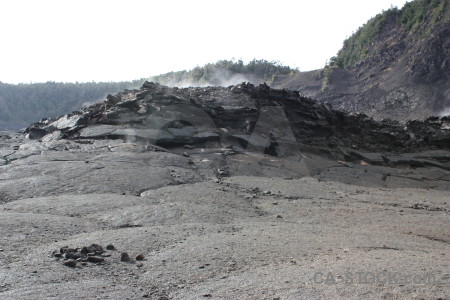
51,243,145,268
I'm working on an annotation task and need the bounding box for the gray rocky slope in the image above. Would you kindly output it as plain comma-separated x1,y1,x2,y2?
0,82,449,299
272,5,450,121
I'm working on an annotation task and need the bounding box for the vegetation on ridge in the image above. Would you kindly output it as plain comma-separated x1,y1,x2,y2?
149,59,298,87
330,0,448,68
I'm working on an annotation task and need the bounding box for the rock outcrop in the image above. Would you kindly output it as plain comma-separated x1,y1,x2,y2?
25,82,450,160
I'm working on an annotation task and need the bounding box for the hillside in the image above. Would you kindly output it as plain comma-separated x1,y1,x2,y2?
272,0,450,121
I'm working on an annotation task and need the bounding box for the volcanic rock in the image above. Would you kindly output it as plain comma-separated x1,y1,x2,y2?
1,82,449,300
121,252,130,262
24,82,450,158
63,260,77,268
87,256,105,263
136,254,145,261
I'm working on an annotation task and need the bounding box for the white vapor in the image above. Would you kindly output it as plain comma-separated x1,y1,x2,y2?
439,107,450,117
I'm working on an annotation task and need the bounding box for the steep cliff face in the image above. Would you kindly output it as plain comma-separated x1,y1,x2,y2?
272,0,450,121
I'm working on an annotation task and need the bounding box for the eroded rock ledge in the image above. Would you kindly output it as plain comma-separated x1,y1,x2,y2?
1,82,449,203
25,82,450,158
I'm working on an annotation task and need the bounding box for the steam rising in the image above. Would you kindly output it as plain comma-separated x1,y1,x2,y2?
150,68,261,88
439,107,450,117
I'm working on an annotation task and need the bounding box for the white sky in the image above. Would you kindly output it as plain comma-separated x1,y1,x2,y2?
0,0,410,84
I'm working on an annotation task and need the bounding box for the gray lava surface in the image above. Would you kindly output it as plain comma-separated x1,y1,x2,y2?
0,83,449,299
